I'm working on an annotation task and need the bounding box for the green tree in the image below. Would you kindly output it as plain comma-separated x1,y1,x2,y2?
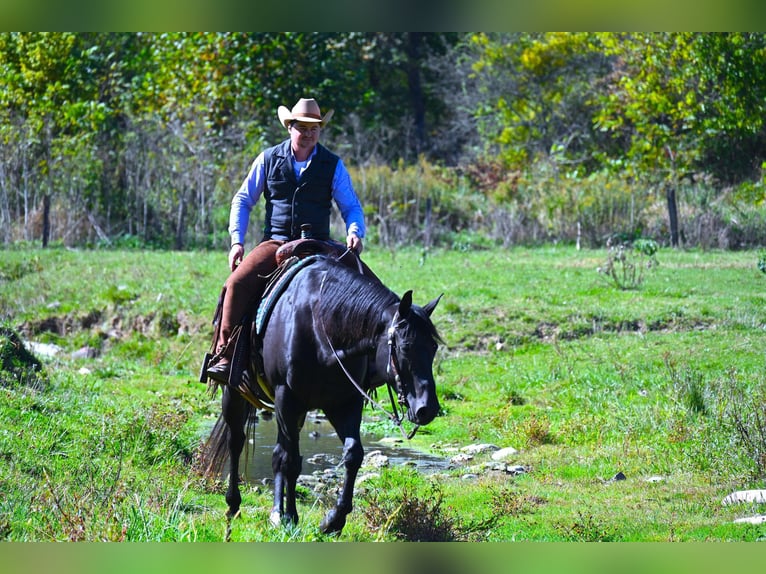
467,32,611,172
595,33,766,245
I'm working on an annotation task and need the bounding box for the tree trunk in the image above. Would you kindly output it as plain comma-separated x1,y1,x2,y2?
42,194,50,247
405,32,426,156
175,194,186,250
666,184,680,247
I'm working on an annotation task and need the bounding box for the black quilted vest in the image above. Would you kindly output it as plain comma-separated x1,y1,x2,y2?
261,140,339,241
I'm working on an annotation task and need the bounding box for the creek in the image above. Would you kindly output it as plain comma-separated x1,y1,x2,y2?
236,410,449,483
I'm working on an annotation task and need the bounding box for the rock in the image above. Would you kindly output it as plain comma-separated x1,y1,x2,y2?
476,462,527,476
297,474,319,489
461,443,499,455
363,450,390,468
733,515,766,524
25,341,61,358
450,453,474,465
461,473,479,480
378,436,404,446
71,346,98,359
644,476,665,483
722,490,766,505
77,367,92,375
306,453,338,466
610,472,627,482
491,447,519,461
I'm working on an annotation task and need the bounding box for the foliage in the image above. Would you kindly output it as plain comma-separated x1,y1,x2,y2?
595,33,766,184
347,158,480,248
363,478,457,541
2,33,766,251
720,373,766,478
468,32,612,173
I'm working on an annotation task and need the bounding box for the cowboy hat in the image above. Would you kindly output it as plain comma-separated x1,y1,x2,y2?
277,98,334,129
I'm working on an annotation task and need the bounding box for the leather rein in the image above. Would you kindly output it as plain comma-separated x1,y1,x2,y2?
319,257,419,440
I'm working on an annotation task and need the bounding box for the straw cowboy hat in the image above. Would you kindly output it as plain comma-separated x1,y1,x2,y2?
277,98,334,129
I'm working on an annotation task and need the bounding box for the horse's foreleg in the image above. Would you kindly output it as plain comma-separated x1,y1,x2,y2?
321,407,364,535
222,386,248,521
271,445,302,526
271,387,304,527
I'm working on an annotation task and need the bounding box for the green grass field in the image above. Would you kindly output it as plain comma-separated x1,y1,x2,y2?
2,244,766,542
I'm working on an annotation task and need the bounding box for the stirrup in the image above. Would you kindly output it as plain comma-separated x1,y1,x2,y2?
206,358,231,384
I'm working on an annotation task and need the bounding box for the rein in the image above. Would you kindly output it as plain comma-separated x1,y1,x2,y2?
318,268,419,440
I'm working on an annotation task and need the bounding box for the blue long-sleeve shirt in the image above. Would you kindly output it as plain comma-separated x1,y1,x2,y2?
229,144,365,246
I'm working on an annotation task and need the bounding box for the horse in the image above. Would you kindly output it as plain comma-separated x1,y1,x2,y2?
200,252,442,536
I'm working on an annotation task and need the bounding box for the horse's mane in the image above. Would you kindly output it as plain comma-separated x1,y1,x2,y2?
314,257,399,345
311,256,443,348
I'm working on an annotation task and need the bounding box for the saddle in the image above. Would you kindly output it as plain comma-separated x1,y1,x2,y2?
275,237,348,265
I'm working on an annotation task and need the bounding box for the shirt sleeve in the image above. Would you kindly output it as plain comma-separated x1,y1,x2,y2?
229,152,266,246
331,159,366,238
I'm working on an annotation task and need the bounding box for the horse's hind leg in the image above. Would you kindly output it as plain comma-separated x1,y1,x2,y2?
320,403,364,535
270,386,305,527
222,385,248,521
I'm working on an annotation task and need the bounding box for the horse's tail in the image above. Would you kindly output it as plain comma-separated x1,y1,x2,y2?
195,401,258,481
195,413,231,481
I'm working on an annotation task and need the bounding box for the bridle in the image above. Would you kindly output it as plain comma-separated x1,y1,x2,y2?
385,311,418,436
319,268,419,439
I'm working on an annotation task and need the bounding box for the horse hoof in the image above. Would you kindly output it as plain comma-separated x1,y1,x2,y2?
269,509,282,528
320,508,346,534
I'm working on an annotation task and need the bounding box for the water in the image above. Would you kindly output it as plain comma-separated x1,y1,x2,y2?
237,410,449,483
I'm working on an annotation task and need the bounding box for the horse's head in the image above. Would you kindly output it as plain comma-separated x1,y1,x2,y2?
385,290,443,426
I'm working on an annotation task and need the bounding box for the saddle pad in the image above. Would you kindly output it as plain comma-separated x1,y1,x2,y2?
255,254,322,336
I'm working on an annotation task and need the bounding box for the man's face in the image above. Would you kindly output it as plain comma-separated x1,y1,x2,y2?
289,121,321,151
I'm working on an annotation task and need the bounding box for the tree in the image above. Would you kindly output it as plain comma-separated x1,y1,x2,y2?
595,33,766,246
466,32,612,172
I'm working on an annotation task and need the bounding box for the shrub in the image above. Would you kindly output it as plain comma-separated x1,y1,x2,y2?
363,481,457,541
720,373,766,479
597,237,659,290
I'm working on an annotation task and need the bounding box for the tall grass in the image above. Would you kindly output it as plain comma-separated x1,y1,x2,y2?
2,246,766,540
346,160,766,250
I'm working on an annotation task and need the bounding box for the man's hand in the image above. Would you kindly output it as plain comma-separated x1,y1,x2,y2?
228,243,244,272
347,233,363,254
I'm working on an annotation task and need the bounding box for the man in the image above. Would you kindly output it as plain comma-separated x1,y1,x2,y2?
205,97,367,384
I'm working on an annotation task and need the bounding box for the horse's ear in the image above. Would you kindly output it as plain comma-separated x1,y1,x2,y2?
422,293,443,317
399,290,413,317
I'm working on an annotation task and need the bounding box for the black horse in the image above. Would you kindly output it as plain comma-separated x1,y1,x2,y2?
202,253,442,536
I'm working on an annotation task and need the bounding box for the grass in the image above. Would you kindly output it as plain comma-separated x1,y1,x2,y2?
2,244,766,542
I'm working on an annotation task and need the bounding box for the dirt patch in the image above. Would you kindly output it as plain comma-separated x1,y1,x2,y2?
21,307,205,342
25,310,103,337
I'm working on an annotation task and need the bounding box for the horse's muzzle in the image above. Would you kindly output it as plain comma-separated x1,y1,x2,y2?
407,381,440,425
